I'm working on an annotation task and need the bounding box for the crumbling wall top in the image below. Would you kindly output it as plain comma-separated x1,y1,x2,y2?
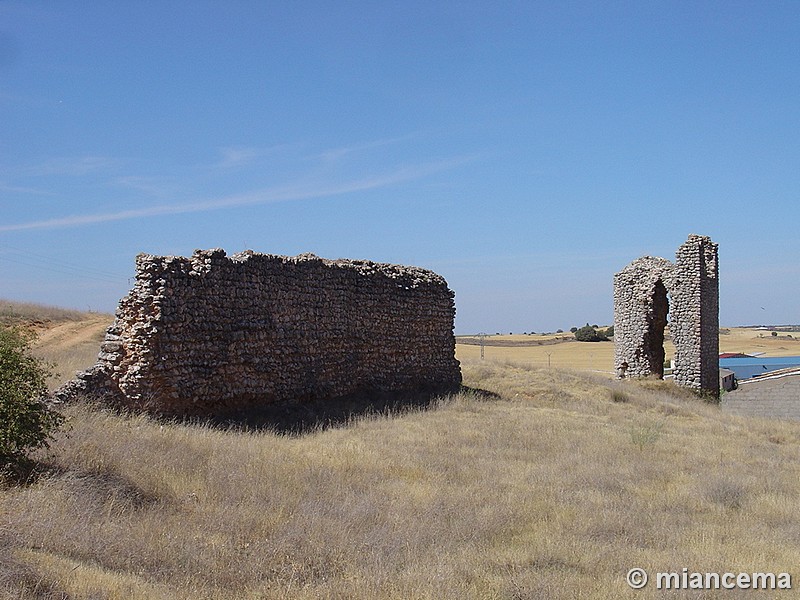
133,249,449,288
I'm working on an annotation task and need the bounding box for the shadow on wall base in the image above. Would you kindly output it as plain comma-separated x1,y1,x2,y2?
204,384,470,434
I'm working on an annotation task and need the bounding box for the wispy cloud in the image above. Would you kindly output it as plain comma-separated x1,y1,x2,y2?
0,182,56,195
112,175,183,199
0,156,472,233
317,134,420,163
19,155,120,177
214,146,262,169
213,144,299,169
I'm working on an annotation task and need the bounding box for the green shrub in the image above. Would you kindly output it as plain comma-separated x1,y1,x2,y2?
0,326,63,479
574,325,607,342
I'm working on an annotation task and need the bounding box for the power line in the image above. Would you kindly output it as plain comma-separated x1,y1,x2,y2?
0,244,128,284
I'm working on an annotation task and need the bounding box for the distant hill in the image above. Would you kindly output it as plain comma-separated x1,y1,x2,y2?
0,298,98,327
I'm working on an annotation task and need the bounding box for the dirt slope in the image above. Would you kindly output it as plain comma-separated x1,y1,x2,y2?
30,313,115,388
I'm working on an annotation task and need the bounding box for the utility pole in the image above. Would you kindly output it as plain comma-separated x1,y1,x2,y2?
478,332,486,359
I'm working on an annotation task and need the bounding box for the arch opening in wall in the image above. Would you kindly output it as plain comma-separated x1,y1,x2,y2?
647,280,669,379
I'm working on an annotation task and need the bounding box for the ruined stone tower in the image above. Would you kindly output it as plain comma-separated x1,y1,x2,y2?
613,235,719,396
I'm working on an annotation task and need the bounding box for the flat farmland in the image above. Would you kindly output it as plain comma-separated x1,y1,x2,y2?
719,327,800,357
456,328,800,374
455,335,623,374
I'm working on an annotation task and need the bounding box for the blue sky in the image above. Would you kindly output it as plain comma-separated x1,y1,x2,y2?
1,1,798,333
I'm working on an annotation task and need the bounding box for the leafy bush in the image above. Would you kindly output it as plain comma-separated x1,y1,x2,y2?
0,326,63,479
573,325,608,342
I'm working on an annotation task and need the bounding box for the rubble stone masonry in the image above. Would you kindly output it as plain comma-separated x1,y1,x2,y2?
57,249,462,417
614,235,719,396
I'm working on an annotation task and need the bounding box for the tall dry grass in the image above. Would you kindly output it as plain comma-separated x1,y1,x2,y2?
0,299,88,325
2,359,800,598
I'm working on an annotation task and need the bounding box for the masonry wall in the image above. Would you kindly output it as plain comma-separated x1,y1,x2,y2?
613,235,719,396
613,256,674,379
671,235,719,394
57,249,462,417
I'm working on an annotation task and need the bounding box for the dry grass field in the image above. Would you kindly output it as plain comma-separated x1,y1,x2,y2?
0,300,88,326
2,303,800,598
456,335,621,374
718,327,800,358
3,360,800,599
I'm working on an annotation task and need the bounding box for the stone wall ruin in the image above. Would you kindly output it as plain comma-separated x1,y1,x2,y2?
57,249,462,417
613,234,719,396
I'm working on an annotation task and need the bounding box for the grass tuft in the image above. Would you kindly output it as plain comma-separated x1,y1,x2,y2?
628,418,665,451
608,389,629,403
704,477,748,510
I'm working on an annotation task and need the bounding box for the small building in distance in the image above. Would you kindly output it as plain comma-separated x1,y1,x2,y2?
719,368,737,392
